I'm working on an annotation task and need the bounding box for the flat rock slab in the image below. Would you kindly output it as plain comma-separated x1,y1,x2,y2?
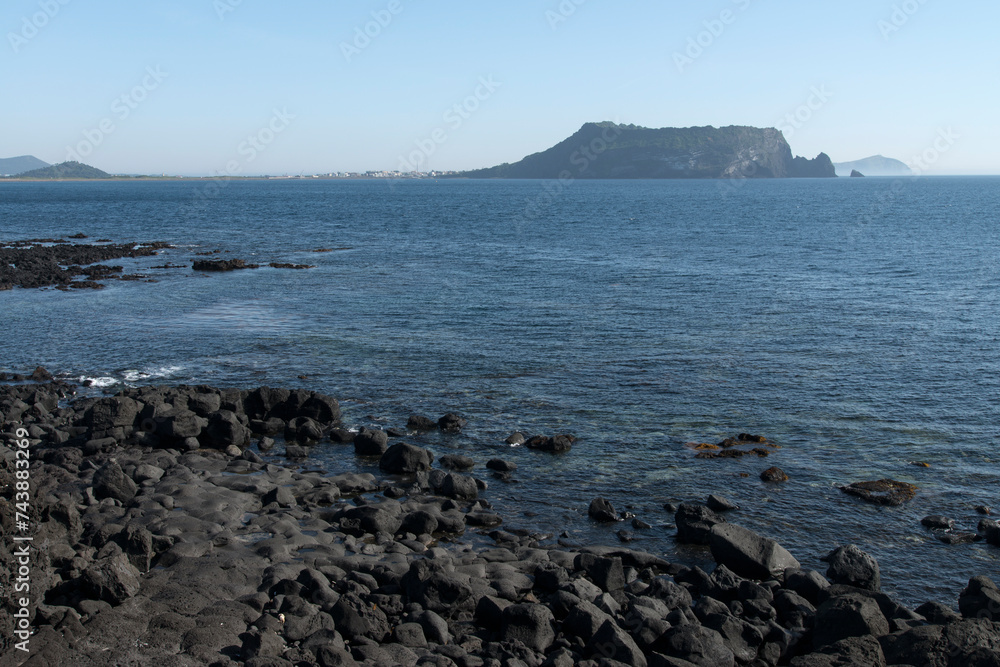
841,479,916,506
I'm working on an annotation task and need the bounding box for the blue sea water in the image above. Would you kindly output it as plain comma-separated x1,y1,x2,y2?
1,177,998,605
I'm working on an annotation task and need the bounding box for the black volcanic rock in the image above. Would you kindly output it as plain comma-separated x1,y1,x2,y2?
461,122,837,179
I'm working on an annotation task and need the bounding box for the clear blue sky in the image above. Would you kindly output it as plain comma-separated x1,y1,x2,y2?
2,0,996,175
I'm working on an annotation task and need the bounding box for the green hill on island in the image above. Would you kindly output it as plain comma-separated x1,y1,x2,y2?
0,155,50,175
459,122,836,179
15,161,111,179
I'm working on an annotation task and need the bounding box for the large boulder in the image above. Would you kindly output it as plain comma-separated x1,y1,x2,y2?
813,593,889,647
959,576,1000,621
92,461,138,504
380,443,434,474
86,396,140,433
300,393,341,424
588,498,618,523
80,552,141,605
205,409,251,448
709,524,799,580
588,619,647,666
823,545,881,592
676,503,726,544
285,416,324,443
160,410,207,439
354,427,389,456
501,604,555,653
657,625,735,667
338,505,402,537
438,473,478,500
840,479,916,506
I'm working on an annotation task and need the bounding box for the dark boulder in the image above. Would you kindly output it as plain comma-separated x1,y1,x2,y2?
438,413,466,432
882,618,1000,666
813,593,889,647
353,427,388,456
675,503,726,545
380,443,434,473
330,592,390,642
160,410,206,439
589,497,619,523
407,415,437,430
284,416,324,443
80,552,141,605
822,545,881,592
959,576,1000,621
486,458,517,472
525,434,575,453
588,618,647,666
657,625,735,667
706,494,739,512
439,473,478,500
338,505,402,537
501,603,556,653
790,635,885,667
86,396,140,434
760,466,789,482
709,523,800,580
922,515,956,530
299,393,341,424
206,409,251,448
93,461,138,504
440,454,475,471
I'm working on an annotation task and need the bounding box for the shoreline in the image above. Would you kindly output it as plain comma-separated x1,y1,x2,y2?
1,377,998,665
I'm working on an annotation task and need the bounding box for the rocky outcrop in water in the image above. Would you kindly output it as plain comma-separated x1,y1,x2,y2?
0,239,171,290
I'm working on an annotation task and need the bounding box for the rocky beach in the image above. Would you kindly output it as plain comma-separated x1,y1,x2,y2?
2,376,999,667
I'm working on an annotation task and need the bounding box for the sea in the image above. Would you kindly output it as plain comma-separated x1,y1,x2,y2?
1,177,998,606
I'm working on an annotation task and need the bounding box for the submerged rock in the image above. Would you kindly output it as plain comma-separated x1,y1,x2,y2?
841,479,916,506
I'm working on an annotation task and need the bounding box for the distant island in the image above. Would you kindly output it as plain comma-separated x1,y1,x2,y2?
0,155,50,176
833,155,912,177
14,161,111,180
458,122,836,179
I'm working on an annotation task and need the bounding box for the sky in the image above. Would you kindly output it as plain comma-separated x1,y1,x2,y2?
1,0,997,176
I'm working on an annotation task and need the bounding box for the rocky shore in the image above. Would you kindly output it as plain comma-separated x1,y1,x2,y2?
1,378,999,666
0,239,172,290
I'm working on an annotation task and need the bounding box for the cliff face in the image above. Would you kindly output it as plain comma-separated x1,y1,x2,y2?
463,123,836,179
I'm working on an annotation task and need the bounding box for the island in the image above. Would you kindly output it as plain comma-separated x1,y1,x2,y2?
458,122,837,179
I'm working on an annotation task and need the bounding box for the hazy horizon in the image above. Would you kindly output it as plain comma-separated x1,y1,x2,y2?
3,1,995,176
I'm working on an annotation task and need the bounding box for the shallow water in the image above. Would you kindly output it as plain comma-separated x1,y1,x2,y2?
1,177,998,605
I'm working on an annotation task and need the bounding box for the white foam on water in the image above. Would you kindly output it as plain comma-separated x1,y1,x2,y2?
78,376,117,388
121,365,185,383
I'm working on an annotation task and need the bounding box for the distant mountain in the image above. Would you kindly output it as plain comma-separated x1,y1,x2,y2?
460,122,836,179
833,155,912,177
15,161,111,179
0,155,50,175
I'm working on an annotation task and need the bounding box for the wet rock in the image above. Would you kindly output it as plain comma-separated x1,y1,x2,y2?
921,515,955,530
338,505,402,537
975,505,992,515
380,443,434,474
760,467,789,482
407,415,437,430
783,568,830,605
501,603,556,652
93,461,138,504
353,427,388,456
505,432,526,445
938,531,981,545
706,495,738,512
486,458,517,473
589,498,619,523
959,575,1000,621
840,479,916,506
822,545,881,592
440,454,475,471
300,393,341,424
915,601,961,624
675,503,727,545
328,428,355,443
525,434,575,453
438,413,467,432
439,473,478,500
709,523,800,580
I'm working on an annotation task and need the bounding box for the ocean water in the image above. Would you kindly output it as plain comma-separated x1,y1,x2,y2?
1,177,998,606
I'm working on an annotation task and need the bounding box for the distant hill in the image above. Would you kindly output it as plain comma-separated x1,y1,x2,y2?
834,155,912,177
15,161,111,179
0,155,50,175
459,122,836,179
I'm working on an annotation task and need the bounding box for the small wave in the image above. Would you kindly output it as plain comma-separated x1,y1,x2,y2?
78,376,118,388
121,365,185,383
